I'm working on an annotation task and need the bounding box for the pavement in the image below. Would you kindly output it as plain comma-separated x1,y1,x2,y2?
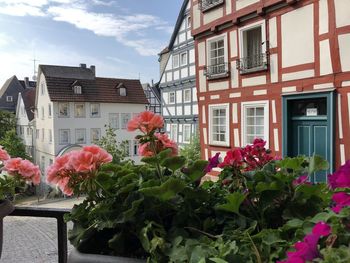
1,197,84,263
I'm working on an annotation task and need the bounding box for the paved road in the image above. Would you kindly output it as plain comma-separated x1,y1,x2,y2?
1,198,83,263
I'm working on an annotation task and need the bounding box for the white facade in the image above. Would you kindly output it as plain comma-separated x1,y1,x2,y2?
34,73,146,177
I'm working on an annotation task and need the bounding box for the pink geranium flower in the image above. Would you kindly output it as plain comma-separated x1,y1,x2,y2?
71,151,95,173
205,153,220,173
83,145,112,165
218,149,243,168
138,133,178,157
0,146,10,162
3,157,41,185
328,160,350,189
331,192,350,214
127,111,164,133
293,175,311,186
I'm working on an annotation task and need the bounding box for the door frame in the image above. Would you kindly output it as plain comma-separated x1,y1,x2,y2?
282,90,335,173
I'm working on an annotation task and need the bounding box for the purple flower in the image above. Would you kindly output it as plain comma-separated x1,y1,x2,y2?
293,175,311,186
205,153,220,173
328,160,350,189
312,221,331,236
331,192,350,214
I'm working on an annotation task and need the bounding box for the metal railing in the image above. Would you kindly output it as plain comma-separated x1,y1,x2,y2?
199,0,224,11
236,52,269,74
9,206,71,263
204,62,230,79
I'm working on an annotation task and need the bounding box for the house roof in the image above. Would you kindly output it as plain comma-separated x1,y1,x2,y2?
0,75,20,98
19,80,36,89
21,88,36,121
40,65,95,80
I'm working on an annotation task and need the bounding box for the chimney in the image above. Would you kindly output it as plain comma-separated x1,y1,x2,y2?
90,65,96,76
79,63,87,68
24,77,30,88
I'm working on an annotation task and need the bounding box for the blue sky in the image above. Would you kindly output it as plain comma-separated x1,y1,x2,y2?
0,0,183,85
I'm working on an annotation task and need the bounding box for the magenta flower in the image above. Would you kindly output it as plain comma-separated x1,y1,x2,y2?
312,221,331,236
328,160,350,189
293,175,311,186
205,153,220,173
331,192,350,214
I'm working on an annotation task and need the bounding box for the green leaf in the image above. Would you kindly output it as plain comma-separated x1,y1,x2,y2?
185,160,209,182
209,258,228,263
256,181,280,193
308,155,329,175
309,212,333,223
161,156,186,172
139,178,186,201
216,192,246,214
283,218,304,230
141,156,158,166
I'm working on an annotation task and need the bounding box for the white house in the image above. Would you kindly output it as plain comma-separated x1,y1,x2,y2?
34,64,148,179
15,87,36,157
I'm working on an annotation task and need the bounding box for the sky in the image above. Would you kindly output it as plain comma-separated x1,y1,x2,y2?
0,0,183,86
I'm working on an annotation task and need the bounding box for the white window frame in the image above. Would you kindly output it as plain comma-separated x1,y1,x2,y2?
59,129,70,145
183,89,191,103
241,101,269,148
109,113,120,129
119,87,127,96
91,128,101,143
170,124,178,142
206,33,228,68
90,103,100,118
49,129,52,143
73,85,82,94
187,16,191,28
41,83,45,95
180,52,187,66
41,128,44,141
41,106,44,120
75,129,86,144
58,102,69,117
238,20,267,60
183,124,191,144
74,103,85,118
6,96,12,102
121,113,131,129
173,54,179,69
48,103,52,117
169,92,176,104
133,140,139,156
209,103,230,147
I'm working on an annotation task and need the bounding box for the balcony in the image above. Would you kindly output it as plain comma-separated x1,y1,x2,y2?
236,52,269,74
199,0,225,12
204,63,230,80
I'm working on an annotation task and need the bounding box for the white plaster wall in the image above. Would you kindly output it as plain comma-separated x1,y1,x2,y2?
269,17,277,48
198,41,206,66
203,7,223,24
236,0,259,10
319,39,333,75
338,34,350,72
270,54,278,83
190,65,196,76
165,55,172,70
179,32,186,44
242,76,267,87
319,0,329,34
174,70,180,80
181,68,189,78
335,0,350,28
226,0,232,14
166,72,173,82
177,106,183,115
184,105,191,115
192,87,197,102
189,49,195,64
176,90,182,103
281,4,314,68
162,92,169,104
168,106,176,115
208,80,229,91
231,66,239,88
16,96,33,148
282,70,315,81
199,70,206,92
193,4,201,30
193,104,198,115
230,30,238,58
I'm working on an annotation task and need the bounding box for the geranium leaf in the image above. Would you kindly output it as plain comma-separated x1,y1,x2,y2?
141,156,158,166
308,155,329,175
210,258,228,263
216,192,246,215
161,156,186,172
139,178,186,201
185,160,209,182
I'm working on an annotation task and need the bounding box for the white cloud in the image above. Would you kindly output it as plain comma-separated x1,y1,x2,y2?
0,33,14,47
0,0,170,56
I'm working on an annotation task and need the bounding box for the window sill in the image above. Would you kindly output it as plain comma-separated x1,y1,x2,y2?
239,65,268,75
206,71,230,80
209,142,230,148
201,1,224,13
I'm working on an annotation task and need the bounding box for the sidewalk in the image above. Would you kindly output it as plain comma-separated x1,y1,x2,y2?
15,196,85,209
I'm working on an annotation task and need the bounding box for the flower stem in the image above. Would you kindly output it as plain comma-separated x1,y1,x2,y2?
94,179,112,198
150,138,163,182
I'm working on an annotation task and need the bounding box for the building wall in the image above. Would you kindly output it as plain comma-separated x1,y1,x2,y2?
16,94,33,156
192,0,350,168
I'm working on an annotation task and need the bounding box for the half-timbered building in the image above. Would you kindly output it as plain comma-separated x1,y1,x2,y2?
159,0,198,146
191,0,350,181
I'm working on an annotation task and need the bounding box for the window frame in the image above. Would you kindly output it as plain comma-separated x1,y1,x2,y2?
6,96,13,102
170,124,178,142
209,103,230,147
74,103,86,118
173,54,179,69
206,33,229,79
48,103,52,118
90,103,100,118
109,113,120,129
183,124,191,144
169,92,176,104
75,128,86,144
59,129,70,145
58,102,70,118
183,89,191,103
121,113,131,129
180,52,188,67
73,85,82,94
119,87,127,96
91,128,101,143
241,101,269,148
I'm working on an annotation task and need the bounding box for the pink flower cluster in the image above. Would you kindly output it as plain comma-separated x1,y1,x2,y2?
46,146,112,196
3,157,41,185
0,146,10,162
127,111,164,134
218,138,274,171
293,175,311,187
278,222,331,263
328,161,350,213
138,133,178,157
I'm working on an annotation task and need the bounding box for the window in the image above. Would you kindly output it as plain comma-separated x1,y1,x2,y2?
121,113,131,129
41,128,44,141
75,103,85,118
109,113,120,129
169,92,175,104
119,87,127,96
91,128,101,143
200,0,225,11
58,103,69,117
242,101,269,147
238,22,267,73
183,124,191,143
6,96,12,102
48,104,52,117
41,83,45,95
180,52,187,66
49,159,53,166
123,141,131,156
19,126,23,135
49,129,52,143
40,156,45,173
27,127,30,136
36,129,39,140
90,103,100,117
59,129,70,144
184,89,191,103
209,104,229,146
73,85,82,94
187,16,191,28
76,129,86,144
133,140,139,156
170,124,178,141
206,35,228,78
173,54,179,68
41,106,44,119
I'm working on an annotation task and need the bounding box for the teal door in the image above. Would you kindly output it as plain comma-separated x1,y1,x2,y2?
290,118,328,182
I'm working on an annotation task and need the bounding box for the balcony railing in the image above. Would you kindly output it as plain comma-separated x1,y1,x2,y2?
236,52,269,74
204,63,230,79
199,0,225,12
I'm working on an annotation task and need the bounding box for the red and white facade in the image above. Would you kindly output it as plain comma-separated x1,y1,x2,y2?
191,0,350,172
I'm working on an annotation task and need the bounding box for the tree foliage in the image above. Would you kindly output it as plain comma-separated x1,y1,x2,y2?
0,110,16,139
180,130,201,163
0,129,31,160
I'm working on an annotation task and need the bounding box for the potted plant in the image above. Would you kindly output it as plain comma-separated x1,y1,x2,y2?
0,145,41,258
47,111,350,262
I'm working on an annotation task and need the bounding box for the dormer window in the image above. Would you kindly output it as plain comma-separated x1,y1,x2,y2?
73,85,82,94
6,96,13,102
117,83,127,96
